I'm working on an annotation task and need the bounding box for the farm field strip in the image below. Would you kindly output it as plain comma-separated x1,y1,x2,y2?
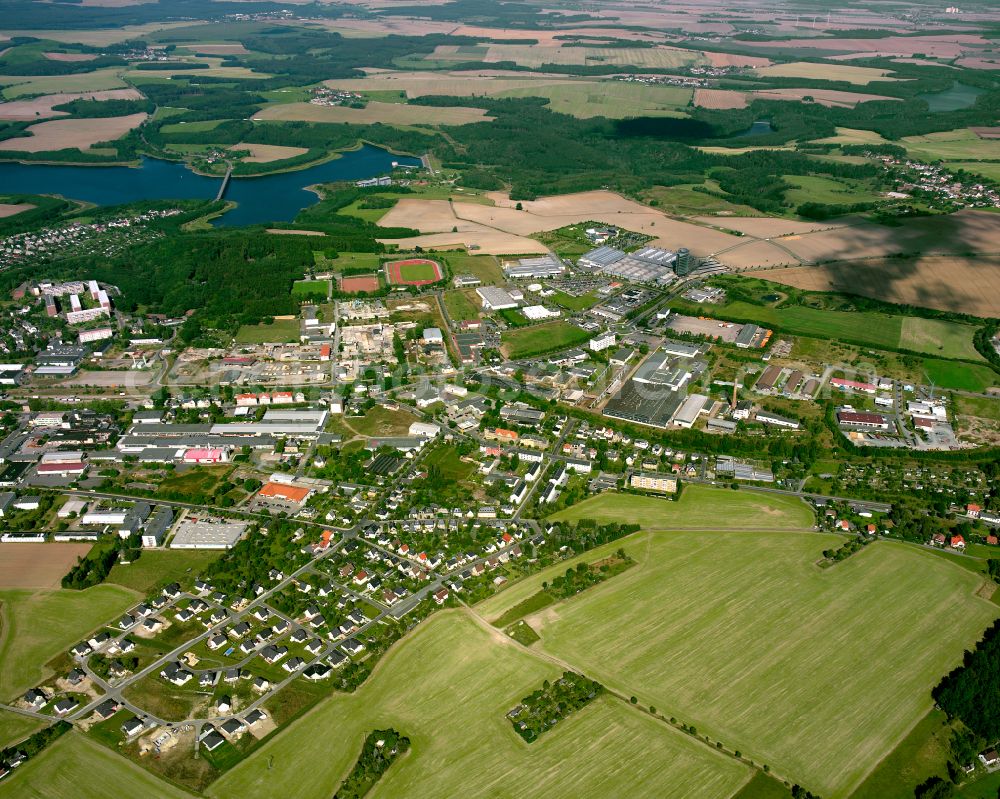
519,532,997,797
208,612,751,799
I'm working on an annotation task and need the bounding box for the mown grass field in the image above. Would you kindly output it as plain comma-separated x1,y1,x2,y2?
899,317,984,361
549,485,815,530
442,253,503,284
501,321,590,359
518,533,996,798
291,279,329,297
0,585,137,700
701,299,980,358
783,174,882,206
442,288,481,321
901,128,1000,162
209,611,751,799
106,549,222,594
0,732,196,799
234,317,300,344
923,358,999,393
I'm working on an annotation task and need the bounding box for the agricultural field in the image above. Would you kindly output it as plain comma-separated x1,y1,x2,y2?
233,317,300,344
782,174,883,206
901,128,1000,162
0,708,42,750
751,62,898,84
0,88,143,121
549,485,815,530
232,142,309,163
322,72,586,100
208,612,751,799
477,43,705,69
760,256,1000,319
0,543,93,589
693,88,747,109
515,532,997,797
0,113,147,153
253,101,492,126
106,550,222,595
501,321,591,359
0,732,196,799
0,68,128,99
0,585,138,699
495,82,692,119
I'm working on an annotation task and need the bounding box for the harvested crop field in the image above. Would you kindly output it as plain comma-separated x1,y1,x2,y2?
694,216,849,237
742,35,987,59
381,230,548,255
323,71,586,99
0,203,33,218
181,43,250,55
752,62,898,84
693,88,746,109
704,52,771,67
0,112,147,152
338,274,380,293
475,43,704,69
760,256,1000,318
495,81,692,119
253,100,491,125
752,88,898,107
0,88,143,121
773,210,1000,265
1,69,128,99
43,52,98,62
0,543,92,589
232,142,308,162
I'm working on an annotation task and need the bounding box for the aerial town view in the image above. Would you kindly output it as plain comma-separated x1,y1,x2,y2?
1,0,1000,797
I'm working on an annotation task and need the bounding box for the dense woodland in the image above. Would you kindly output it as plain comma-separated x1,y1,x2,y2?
934,620,1000,742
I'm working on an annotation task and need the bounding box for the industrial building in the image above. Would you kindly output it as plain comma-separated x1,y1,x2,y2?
170,519,248,549
578,246,625,271
502,255,564,279
476,286,519,311
672,393,709,428
836,410,892,430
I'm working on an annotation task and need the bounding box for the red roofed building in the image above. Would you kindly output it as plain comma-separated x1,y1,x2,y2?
950,534,965,550
320,344,331,362
258,482,311,504
968,504,982,518
183,448,227,464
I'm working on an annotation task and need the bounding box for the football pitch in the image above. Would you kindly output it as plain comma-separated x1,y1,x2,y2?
502,528,996,797
209,611,751,799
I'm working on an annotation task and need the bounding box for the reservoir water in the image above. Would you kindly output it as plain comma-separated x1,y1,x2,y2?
917,82,984,112
736,120,774,138
0,144,421,226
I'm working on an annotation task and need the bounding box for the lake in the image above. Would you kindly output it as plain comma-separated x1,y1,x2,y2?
0,144,421,226
736,120,773,138
917,82,984,113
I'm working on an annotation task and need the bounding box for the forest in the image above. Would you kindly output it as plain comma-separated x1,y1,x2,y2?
933,620,1000,741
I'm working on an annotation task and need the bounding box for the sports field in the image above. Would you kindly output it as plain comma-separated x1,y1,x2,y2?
0,585,138,699
384,258,443,286
501,321,591,359
291,279,329,297
338,274,380,293
549,485,815,530
209,612,751,799
511,532,996,797
0,732,196,799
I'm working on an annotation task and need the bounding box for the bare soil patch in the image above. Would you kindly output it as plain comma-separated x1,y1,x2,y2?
0,543,92,589
705,52,771,68
971,127,1000,139
0,202,34,218
43,52,98,62
0,88,142,121
760,256,1000,318
0,112,146,151
693,88,746,109
181,43,249,55
232,142,308,163
339,274,380,293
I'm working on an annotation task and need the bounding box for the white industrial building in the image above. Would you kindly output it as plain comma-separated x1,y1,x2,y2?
476,287,519,311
